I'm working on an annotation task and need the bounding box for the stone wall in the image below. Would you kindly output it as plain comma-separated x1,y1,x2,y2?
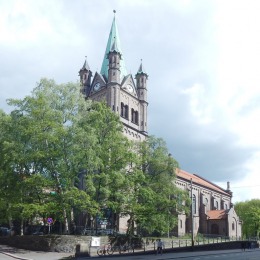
0,235,108,252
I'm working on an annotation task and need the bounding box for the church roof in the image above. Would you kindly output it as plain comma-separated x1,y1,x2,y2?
207,210,227,220
177,169,231,196
100,14,128,81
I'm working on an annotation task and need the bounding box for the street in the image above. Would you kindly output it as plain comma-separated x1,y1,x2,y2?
78,249,260,260
1,245,260,260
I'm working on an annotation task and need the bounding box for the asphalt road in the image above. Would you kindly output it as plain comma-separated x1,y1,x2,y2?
79,249,260,260
1,245,260,260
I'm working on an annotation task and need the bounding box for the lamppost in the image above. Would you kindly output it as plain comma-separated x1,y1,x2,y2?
90,216,94,235
190,178,194,249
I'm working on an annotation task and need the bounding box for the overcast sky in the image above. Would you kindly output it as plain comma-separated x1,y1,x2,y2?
1,0,260,203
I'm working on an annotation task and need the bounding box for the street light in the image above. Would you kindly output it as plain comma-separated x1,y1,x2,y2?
190,178,194,249
90,216,94,235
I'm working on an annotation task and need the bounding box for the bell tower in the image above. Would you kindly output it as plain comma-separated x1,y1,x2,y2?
79,11,148,141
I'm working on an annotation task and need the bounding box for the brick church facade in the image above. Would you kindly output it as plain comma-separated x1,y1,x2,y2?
79,13,242,238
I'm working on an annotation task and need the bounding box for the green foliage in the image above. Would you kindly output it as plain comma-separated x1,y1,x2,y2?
235,199,260,238
116,136,190,236
0,78,189,236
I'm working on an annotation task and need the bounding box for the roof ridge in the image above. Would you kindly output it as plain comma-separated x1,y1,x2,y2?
193,173,227,193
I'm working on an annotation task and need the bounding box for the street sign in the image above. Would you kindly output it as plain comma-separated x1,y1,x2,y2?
47,217,53,224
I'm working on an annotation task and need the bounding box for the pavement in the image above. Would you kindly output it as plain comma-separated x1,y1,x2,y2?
0,245,73,260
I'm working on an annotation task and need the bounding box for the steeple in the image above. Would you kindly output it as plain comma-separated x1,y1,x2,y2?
100,11,127,82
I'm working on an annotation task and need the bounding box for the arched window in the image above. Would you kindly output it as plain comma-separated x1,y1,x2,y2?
121,103,129,119
232,222,235,231
131,109,139,124
215,201,219,210
125,105,128,119
135,111,139,124
192,194,196,215
121,102,124,117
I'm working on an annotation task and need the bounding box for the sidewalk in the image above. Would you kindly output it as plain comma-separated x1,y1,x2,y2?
0,245,73,260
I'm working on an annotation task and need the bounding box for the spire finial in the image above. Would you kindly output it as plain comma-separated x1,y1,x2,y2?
113,10,116,16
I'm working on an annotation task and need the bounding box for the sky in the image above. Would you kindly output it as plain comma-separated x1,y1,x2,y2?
0,0,260,203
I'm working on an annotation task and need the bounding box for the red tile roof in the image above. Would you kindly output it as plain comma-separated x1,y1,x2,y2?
176,169,231,196
207,210,227,220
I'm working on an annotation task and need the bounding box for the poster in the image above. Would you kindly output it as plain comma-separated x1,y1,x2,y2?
91,236,101,247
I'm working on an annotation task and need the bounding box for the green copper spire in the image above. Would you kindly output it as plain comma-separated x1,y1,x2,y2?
100,12,127,81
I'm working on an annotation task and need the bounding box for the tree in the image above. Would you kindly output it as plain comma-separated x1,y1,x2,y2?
1,79,98,234
82,102,135,230
0,78,190,237
235,199,260,238
119,136,190,236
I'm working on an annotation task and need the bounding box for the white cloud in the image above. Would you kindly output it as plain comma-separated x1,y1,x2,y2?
210,1,260,149
181,83,214,124
0,0,84,48
0,0,259,202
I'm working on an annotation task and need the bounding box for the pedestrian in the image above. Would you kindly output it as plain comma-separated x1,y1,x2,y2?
241,241,246,251
156,239,164,255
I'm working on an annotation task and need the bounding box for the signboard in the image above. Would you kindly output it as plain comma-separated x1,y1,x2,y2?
47,217,53,224
91,236,100,247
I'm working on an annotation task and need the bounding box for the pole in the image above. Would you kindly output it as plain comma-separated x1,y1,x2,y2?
190,178,194,249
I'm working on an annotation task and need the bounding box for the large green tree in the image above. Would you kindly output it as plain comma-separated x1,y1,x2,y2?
235,199,260,238
118,136,190,236
1,79,97,233
0,78,189,236
82,102,135,230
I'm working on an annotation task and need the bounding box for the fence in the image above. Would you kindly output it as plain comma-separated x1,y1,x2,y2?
89,235,257,256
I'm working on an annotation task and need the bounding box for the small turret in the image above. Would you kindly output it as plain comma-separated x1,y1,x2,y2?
135,60,148,102
226,181,233,197
79,57,92,96
135,60,148,134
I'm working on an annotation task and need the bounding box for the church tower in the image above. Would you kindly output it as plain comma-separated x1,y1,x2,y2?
79,12,148,141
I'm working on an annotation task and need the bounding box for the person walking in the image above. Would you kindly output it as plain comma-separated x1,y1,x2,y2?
156,239,164,255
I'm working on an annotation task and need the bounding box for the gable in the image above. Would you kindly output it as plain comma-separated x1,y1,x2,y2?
121,74,137,97
89,72,106,95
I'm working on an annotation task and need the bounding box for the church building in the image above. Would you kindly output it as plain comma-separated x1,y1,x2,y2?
79,13,242,238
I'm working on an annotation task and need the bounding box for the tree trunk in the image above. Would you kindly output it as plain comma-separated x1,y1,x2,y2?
20,219,24,236
63,208,69,234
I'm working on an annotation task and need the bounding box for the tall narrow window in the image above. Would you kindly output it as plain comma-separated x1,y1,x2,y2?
135,111,139,124
121,102,124,117
131,108,134,122
121,103,129,119
125,105,129,119
192,194,196,215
